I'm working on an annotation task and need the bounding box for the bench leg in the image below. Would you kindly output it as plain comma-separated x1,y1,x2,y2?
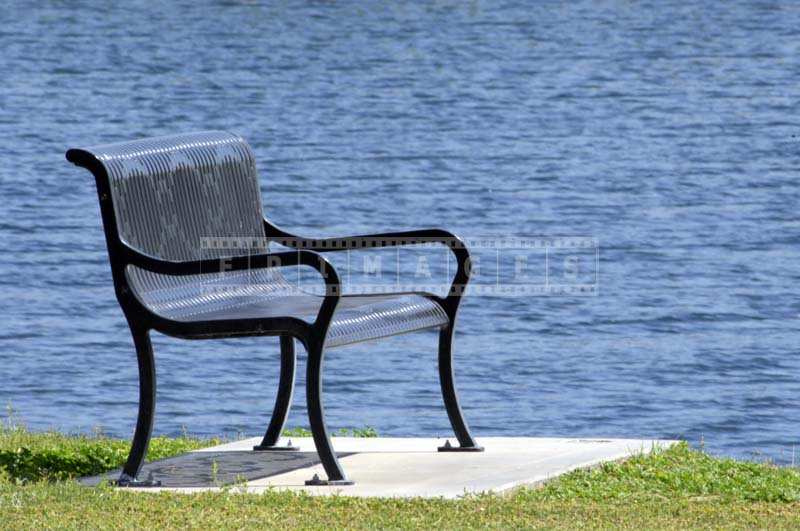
254,335,299,451
304,339,354,486
117,327,161,487
438,325,483,452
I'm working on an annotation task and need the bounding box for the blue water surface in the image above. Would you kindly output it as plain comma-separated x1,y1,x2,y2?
1,1,800,463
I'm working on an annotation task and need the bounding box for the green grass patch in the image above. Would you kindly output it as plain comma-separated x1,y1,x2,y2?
0,420,215,483
534,441,800,503
281,426,378,439
3,424,800,529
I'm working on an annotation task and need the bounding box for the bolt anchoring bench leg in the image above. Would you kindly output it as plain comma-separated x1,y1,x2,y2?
438,325,483,452
117,327,161,487
304,338,354,486
254,334,300,451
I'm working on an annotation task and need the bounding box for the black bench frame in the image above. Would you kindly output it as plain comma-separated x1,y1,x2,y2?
66,147,482,487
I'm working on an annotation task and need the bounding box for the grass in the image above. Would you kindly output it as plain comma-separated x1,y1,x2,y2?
282,426,378,439
0,422,215,483
2,419,800,529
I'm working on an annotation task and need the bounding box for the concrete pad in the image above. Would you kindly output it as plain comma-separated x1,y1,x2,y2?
134,437,676,498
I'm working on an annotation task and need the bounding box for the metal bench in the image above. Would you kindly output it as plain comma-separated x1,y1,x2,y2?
66,131,481,486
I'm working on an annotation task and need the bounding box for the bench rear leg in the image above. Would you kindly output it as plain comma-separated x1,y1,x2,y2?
117,327,161,486
254,334,299,451
438,324,483,452
304,339,354,485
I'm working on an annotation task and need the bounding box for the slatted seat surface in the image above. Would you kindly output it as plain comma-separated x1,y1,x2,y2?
87,131,447,347
128,267,448,347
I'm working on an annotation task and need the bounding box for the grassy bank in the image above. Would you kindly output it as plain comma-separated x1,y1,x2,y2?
2,422,800,529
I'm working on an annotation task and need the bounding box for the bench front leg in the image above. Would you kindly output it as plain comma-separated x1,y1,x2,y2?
117,326,161,487
304,336,354,486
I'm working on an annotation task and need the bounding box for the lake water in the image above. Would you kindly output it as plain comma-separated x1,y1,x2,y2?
2,1,800,463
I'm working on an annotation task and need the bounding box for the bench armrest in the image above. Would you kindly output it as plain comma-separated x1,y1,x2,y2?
264,222,470,315
122,246,336,286
121,246,341,331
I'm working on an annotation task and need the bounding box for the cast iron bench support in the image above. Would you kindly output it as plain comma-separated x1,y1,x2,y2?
254,335,299,452
262,227,485,458
66,131,481,487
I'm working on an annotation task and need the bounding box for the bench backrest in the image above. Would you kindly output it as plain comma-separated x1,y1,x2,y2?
85,131,266,261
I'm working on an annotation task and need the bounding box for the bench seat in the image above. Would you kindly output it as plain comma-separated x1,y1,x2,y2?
129,266,448,347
